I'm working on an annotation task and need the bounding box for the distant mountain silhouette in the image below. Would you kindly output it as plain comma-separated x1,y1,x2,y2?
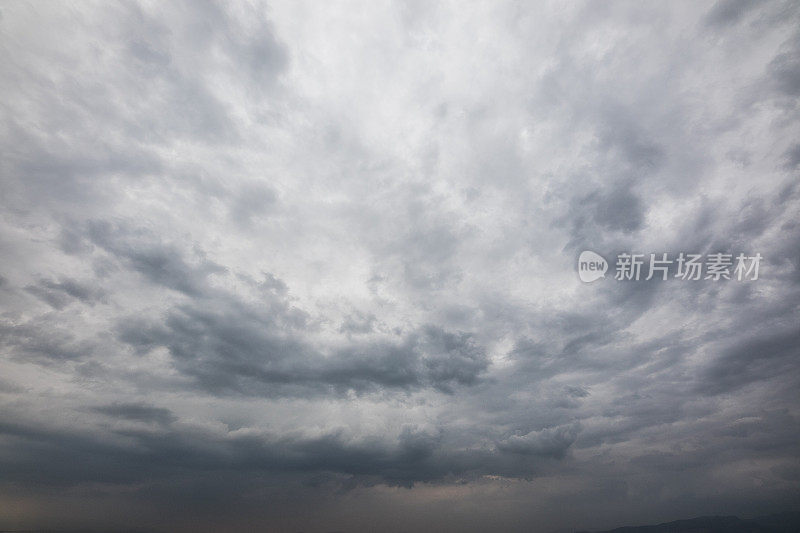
579,513,800,533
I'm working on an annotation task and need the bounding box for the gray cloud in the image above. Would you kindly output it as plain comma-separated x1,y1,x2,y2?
25,277,106,310
705,0,759,27
115,289,489,396
85,220,226,296
0,318,95,363
699,326,800,396
93,402,177,426
496,424,580,459
769,35,800,98
1,1,799,532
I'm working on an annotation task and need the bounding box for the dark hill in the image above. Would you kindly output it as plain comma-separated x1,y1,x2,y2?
579,513,800,533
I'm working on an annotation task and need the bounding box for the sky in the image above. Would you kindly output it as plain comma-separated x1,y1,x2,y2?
0,1,799,532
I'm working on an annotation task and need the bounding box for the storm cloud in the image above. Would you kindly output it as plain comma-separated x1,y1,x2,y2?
0,1,799,532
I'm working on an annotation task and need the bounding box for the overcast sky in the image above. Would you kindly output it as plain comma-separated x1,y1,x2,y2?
1,1,799,532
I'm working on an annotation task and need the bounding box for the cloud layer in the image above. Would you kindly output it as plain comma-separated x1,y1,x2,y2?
1,1,799,531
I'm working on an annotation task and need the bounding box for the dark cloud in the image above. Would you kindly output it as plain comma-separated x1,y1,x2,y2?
0,411,573,494
1,1,799,532
699,326,800,395
0,318,94,363
116,293,489,396
93,403,177,426
769,35,800,98
86,220,226,296
25,278,106,310
588,186,645,234
496,424,580,458
784,144,800,169
704,0,759,27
